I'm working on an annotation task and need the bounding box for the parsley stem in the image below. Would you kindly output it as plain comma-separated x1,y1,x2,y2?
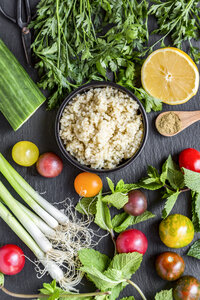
127,279,147,300
0,285,111,299
56,0,61,69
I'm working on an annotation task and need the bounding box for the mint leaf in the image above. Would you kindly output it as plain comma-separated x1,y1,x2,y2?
76,197,97,215
155,289,173,300
107,178,115,193
79,249,111,272
115,180,125,192
102,193,128,209
139,166,163,190
183,168,200,192
112,211,155,233
160,158,169,184
162,191,180,219
95,191,112,231
167,168,184,190
187,240,200,259
191,192,200,232
109,282,128,300
79,266,121,291
108,252,143,279
120,297,135,300
0,273,4,286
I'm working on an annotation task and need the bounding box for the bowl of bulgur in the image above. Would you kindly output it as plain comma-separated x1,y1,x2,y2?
55,81,148,172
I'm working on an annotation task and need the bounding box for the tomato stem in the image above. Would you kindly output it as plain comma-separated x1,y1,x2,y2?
0,285,111,299
127,279,147,300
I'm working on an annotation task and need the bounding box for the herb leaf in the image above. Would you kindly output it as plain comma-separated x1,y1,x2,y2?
78,249,111,272
191,192,200,232
112,211,155,233
76,197,97,215
102,193,128,209
162,190,180,219
95,191,113,231
187,240,200,259
0,273,4,286
154,289,173,300
183,168,200,193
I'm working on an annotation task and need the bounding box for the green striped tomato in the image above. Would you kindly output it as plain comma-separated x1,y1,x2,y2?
159,214,194,248
173,276,200,300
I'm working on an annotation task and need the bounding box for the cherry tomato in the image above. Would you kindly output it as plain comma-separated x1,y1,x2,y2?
116,229,148,255
74,172,102,197
155,252,185,281
179,148,200,173
159,214,194,248
12,141,39,167
0,244,25,275
173,276,200,300
124,190,147,216
36,153,63,178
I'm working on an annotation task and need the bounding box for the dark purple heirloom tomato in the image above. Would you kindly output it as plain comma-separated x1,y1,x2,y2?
123,190,147,216
173,276,200,300
155,252,185,281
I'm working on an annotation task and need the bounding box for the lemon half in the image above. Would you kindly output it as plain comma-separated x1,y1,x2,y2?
141,47,199,105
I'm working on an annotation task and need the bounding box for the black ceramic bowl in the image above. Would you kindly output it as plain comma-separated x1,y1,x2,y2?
55,81,148,173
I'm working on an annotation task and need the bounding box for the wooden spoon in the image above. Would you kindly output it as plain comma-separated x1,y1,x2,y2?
155,111,200,137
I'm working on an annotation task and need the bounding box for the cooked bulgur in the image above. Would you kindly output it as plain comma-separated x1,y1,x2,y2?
59,87,144,169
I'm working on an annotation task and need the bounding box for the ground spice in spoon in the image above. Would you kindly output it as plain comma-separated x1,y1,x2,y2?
157,112,181,135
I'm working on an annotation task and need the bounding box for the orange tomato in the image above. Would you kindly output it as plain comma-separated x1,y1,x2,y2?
74,172,102,197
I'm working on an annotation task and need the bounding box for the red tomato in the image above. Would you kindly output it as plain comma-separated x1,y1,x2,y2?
0,244,25,275
155,252,185,281
116,229,148,254
74,172,102,197
173,276,200,300
179,148,200,173
36,152,63,178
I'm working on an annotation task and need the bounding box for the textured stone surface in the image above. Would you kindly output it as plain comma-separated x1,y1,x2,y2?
0,1,200,299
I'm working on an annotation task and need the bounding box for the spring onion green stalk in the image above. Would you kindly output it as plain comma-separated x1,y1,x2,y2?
18,202,56,237
0,182,52,253
0,201,64,282
0,155,59,229
0,154,68,225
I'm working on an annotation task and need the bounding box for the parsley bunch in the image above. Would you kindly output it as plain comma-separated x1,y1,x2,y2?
31,0,162,111
149,0,200,63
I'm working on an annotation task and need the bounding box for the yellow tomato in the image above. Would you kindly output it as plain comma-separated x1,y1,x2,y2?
74,172,102,197
159,214,194,248
12,141,39,167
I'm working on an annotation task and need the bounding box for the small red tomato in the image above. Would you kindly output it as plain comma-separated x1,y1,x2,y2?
173,276,200,300
116,229,148,255
36,152,63,178
155,252,185,281
0,244,25,275
74,172,102,197
124,190,147,216
179,148,200,173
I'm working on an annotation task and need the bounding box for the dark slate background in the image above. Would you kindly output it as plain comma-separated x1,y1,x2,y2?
0,1,200,299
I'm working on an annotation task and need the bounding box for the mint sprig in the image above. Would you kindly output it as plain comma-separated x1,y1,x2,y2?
78,249,144,300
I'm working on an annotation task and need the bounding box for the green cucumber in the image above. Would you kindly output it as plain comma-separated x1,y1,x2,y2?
0,39,46,131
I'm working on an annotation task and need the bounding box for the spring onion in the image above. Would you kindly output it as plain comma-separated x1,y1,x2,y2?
0,153,96,290
0,153,68,225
